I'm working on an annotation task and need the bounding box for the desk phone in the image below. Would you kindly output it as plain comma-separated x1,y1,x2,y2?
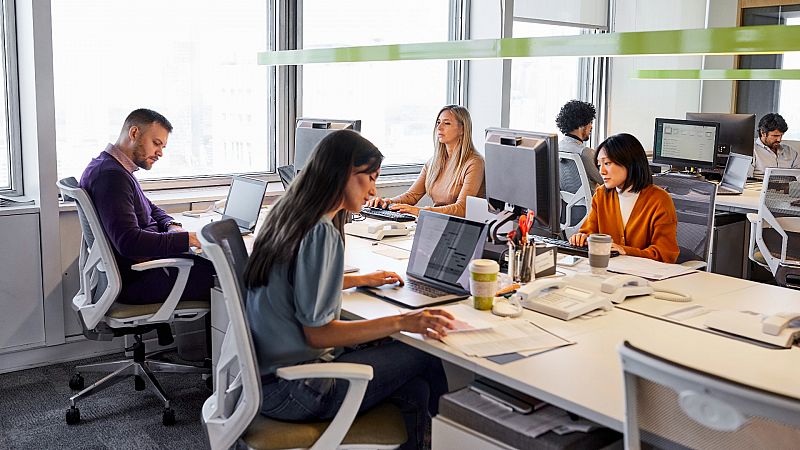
516,279,613,321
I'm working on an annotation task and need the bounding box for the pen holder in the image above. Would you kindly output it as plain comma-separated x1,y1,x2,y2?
513,246,535,283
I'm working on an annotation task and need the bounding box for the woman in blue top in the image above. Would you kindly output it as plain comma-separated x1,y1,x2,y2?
244,129,454,450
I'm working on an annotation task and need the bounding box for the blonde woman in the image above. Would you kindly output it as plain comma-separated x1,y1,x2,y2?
367,105,485,217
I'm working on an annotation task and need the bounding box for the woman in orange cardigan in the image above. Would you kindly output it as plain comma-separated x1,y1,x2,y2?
569,133,679,263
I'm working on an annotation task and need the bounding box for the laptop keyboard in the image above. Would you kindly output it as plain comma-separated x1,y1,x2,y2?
405,279,450,298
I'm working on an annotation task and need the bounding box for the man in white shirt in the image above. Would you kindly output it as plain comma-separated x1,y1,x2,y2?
751,113,799,178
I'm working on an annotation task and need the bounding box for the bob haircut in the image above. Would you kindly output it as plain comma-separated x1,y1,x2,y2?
597,133,652,193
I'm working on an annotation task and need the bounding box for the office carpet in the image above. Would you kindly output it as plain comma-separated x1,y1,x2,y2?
0,353,209,450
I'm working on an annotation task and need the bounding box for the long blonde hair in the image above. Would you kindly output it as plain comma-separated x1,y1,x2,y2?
426,105,478,193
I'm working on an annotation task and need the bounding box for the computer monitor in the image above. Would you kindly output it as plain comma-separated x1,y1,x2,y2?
294,117,362,172
685,112,756,157
484,127,560,237
652,118,720,170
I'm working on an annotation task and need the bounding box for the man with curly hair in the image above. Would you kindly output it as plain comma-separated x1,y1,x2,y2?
751,113,799,178
556,100,603,187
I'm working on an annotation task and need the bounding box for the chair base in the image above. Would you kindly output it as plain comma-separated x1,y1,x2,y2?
66,335,209,425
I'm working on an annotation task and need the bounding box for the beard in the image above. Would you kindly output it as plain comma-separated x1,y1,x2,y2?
131,142,153,170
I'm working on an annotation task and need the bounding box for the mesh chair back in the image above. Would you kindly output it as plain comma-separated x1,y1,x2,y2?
199,219,261,450
558,152,593,238
620,341,800,450
755,169,800,277
653,174,716,264
56,177,122,330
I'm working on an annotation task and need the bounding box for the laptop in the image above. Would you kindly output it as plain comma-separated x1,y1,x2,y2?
717,153,752,195
221,176,269,235
363,210,488,308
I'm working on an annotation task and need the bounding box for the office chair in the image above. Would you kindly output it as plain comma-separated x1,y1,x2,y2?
277,164,295,190
57,177,210,425
653,174,716,270
747,168,800,288
558,152,594,238
619,340,800,450
199,219,406,450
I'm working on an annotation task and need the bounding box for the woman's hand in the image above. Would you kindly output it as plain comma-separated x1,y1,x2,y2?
366,197,392,208
569,232,588,247
398,308,455,340
354,270,404,288
611,243,627,255
389,204,421,216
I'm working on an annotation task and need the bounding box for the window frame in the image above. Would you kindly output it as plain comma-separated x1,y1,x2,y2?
289,0,467,177
1,0,23,196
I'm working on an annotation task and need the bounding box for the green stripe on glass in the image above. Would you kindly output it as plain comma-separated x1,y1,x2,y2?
258,25,800,66
636,69,800,80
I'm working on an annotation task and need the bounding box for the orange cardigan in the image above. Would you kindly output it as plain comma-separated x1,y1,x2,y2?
579,185,679,263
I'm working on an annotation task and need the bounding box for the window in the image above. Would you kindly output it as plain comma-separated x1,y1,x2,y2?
300,1,451,168
778,17,800,140
51,0,271,183
508,22,594,134
0,0,20,194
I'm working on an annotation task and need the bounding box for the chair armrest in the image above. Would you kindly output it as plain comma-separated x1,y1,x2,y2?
277,362,374,450
130,258,195,271
130,258,195,323
276,362,373,381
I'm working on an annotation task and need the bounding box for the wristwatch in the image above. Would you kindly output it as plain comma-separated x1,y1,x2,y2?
166,221,183,229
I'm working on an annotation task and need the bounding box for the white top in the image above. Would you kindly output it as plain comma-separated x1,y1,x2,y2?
751,137,800,177
616,187,640,228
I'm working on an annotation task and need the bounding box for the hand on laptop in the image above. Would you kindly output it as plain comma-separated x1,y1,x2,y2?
354,270,404,288
399,308,455,340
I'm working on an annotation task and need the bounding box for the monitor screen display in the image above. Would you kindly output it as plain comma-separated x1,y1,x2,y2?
653,118,720,170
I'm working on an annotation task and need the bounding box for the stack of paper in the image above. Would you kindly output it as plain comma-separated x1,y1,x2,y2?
440,305,572,357
608,255,694,280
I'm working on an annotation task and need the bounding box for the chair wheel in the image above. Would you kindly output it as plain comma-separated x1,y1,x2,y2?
135,375,145,391
162,408,176,426
69,373,85,391
66,407,80,425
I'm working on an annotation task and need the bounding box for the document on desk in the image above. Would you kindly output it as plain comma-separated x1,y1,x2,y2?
442,317,572,358
608,255,694,280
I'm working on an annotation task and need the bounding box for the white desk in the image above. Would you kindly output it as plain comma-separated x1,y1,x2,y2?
714,186,761,214
189,215,800,433
343,235,800,431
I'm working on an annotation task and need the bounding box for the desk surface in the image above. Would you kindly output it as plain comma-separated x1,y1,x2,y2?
188,213,800,433
342,234,800,431
714,185,760,213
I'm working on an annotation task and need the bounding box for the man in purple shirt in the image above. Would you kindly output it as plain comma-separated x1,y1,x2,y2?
80,108,214,305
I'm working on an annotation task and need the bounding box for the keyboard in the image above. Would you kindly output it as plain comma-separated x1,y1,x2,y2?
360,206,416,222
533,236,620,258
405,279,449,298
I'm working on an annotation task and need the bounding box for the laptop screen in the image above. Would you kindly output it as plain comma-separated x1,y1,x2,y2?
721,153,751,190
222,176,268,230
406,211,488,290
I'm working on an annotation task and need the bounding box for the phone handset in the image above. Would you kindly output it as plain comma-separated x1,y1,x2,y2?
367,221,407,234
762,312,800,336
516,279,566,300
601,274,691,303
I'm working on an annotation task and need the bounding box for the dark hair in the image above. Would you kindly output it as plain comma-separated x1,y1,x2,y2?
555,100,596,134
244,129,383,288
123,108,173,133
758,113,788,135
597,133,652,193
